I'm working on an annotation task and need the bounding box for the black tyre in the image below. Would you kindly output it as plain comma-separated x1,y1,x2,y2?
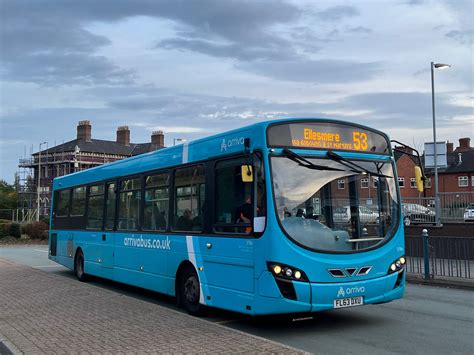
74,249,88,282
179,266,205,316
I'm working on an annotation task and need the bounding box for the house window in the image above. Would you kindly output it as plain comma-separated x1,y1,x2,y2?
398,177,405,188
372,177,378,188
458,176,468,187
410,178,417,188
338,179,345,189
361,178,369,189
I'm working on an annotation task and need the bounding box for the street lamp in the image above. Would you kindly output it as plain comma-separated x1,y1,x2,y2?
173,138,187,146
431,61,451,227
37,141,47,221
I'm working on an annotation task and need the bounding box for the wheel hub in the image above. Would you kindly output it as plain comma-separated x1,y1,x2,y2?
184,276,199,304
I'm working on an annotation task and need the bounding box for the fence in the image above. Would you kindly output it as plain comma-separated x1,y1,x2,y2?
402,192,474,223
405,232,474,279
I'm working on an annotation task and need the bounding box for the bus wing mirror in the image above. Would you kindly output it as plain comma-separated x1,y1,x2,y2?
414,166,424,192
241,165,253,182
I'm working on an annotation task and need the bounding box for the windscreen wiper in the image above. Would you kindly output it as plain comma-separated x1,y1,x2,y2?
282,149,347,172
326,150,392,178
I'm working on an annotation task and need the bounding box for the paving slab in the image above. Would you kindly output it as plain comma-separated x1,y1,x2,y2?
0,259,305,354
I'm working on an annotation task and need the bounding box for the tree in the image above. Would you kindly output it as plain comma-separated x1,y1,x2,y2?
0,180,18,220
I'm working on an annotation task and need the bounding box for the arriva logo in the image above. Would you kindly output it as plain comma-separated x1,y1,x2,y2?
220,137,245,152
337,287,345,298
336,286,365,298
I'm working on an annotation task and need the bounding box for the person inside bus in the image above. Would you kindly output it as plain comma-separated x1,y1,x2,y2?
176,208,193,230
236,202,252,234
157,210,167,230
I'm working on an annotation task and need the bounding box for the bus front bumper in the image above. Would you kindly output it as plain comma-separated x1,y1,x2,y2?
254,270,405,315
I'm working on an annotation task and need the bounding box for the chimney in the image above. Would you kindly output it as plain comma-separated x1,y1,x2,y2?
77,120,92,142
456,137,471,152
151,130,165,148
446,142,454,153
117,126,130,146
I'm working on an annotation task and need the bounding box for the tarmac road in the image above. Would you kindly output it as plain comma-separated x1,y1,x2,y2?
1,245,473,354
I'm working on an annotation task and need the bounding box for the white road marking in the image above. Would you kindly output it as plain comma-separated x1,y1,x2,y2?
32,265,61,268
33,249,48,253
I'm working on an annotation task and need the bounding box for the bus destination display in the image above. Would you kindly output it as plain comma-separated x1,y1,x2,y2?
267,122,390,154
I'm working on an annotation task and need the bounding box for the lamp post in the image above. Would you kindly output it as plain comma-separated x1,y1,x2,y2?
431,61,451,227
173,138,187,146
37,141,47,221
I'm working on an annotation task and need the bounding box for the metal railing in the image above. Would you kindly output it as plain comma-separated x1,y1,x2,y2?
406,231,474,279
402,192,474,223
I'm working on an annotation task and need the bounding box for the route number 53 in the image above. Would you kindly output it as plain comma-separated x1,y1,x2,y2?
353,131,368,150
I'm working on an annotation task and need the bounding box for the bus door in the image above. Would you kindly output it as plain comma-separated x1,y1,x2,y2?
198,157,263,295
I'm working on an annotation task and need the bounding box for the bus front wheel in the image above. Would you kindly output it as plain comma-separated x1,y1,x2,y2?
179,266,205,316
74,249,88,282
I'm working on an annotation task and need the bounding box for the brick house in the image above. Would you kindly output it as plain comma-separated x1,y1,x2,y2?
18,120,166,217
395,137,474,198
424,138,474,194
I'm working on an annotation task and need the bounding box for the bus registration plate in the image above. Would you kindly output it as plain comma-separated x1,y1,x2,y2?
334,296,363,309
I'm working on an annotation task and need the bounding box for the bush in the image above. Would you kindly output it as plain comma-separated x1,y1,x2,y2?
9,222,21,238
24,221,49,239
0,222,21,239
39,216,50,227
0,223,9,238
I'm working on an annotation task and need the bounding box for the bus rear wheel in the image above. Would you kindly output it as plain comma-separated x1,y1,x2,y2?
74,249,88,282
179,266,205,316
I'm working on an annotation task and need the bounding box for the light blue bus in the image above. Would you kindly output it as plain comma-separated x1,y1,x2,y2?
49,118,408,316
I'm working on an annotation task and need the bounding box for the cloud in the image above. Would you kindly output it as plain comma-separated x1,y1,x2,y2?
445,29,473,45
315,6,359,21
157,37,296,62
147,126,206,134
347,26,373,34
237,59,382,83
1,2,135,86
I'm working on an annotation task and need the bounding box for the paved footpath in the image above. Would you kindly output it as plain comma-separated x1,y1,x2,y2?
0,259,304,354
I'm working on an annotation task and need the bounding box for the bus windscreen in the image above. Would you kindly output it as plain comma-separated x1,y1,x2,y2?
267,122,390,154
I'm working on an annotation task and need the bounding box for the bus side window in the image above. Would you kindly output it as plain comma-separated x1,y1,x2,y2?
70,186,86,216
117,177,142,231
56,189,71,217
86,183,104,230
172,165,205,232
143,173,170,231
104,182,116,230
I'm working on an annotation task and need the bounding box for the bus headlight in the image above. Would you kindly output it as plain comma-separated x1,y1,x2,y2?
267,262,308,282
388,256,406,274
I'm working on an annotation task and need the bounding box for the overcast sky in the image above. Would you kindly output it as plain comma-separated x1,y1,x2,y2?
1,0,473,183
